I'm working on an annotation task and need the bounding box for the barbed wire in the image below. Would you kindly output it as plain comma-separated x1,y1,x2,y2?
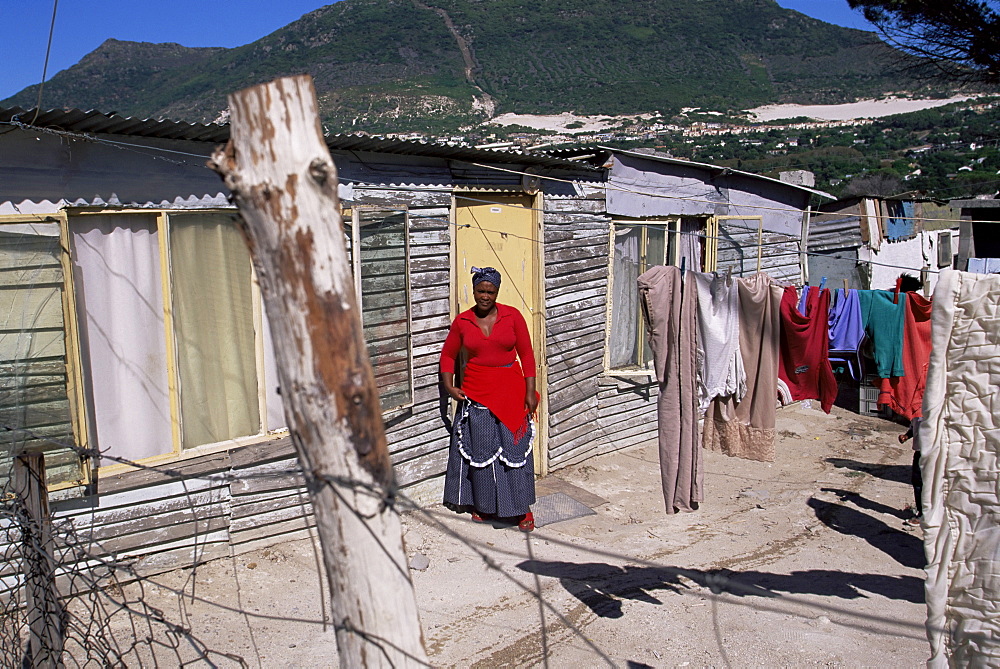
0,416,933,667
0,118,937,666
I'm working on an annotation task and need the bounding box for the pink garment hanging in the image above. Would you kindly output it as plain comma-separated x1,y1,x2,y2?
637,265,703,514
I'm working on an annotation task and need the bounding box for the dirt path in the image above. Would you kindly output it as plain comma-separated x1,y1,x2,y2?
102,402,927,667
410,0,495,115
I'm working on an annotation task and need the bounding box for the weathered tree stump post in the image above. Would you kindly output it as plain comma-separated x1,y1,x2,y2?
13,453,64,669
209,75,428,668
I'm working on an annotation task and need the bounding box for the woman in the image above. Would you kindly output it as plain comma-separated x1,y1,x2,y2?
440,266,539,531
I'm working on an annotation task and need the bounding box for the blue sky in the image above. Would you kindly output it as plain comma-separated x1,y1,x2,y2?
0,0,875,102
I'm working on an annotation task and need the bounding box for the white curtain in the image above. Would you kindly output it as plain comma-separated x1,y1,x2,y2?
679,218,703,273
170,214,259,449
72,215,172,465
610,226,641,369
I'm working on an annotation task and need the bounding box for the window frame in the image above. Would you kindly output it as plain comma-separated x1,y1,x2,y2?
603,217,678,377
349,205,415,414
0,212,92,492
64,207,289,476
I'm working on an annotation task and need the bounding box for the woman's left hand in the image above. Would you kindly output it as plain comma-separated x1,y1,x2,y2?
524,377,538,413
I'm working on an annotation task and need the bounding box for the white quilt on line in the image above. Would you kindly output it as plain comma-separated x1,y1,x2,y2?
922,269,1000,667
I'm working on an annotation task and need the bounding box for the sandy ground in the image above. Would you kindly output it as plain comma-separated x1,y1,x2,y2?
93,401,929,667
487,112,657,134
486,96,976,133
746,96,973,122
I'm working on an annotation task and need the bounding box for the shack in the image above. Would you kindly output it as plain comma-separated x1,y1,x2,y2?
0,112,835,582
951,196,1000,271
536,147,832,473
0,107,608,578
809,194,958,293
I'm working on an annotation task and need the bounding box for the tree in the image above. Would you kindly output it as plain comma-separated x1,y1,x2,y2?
842,170,904,197
847,0,1000,84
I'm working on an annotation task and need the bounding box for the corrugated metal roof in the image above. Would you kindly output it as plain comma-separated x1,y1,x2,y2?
809,214,863,252
951,197,1000,209
0,107,230,142
0,107,599,171
605,147,836,200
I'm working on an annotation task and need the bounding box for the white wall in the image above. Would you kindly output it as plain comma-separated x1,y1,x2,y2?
859,228,957,294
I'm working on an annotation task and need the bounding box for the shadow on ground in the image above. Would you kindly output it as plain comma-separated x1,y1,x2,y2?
516,559,924,620
826,457,910,484
808,497,925,569
820,487,910,519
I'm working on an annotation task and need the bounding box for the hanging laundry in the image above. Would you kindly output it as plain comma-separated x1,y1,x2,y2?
692,271,746,412
778,285,837,413
703,273,783,462
637,265,702,514
797,284,809,316
861,198,883,252
877,293,932,419
828,288,865,380
921,270,1000,667
857,290,906,378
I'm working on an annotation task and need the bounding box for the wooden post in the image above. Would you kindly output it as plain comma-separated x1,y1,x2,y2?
13,453,64,669
208,75,428,668
800,205,811,286
756,217,763,273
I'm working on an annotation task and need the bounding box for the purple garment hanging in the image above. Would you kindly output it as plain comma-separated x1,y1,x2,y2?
828,288,865,380
797,285,810,316
829,289,864,351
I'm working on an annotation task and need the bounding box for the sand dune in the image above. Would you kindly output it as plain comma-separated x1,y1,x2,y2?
747,96,973,122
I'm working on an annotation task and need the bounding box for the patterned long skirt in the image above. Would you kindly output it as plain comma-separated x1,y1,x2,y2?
442,400,535,518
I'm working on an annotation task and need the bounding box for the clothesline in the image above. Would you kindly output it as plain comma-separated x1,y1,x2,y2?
641,264,933,515
3,118,999,226
407,196,944,278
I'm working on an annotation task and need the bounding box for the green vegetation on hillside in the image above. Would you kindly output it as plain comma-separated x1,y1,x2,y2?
606,99,1000,200
1,0,955,133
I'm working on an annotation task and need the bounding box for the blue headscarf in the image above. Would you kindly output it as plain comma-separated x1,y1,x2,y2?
471,266,501,289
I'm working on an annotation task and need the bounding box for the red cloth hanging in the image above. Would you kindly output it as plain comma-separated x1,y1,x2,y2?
778,286,838,413
877,293,932,420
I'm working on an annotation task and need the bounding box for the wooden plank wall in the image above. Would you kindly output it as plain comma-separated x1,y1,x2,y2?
542,185,658,471
3,172,661,593
714,219,802,284
350,188,454,488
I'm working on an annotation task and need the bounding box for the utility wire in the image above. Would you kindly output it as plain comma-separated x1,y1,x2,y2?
29,0,60,126
2,117,998,226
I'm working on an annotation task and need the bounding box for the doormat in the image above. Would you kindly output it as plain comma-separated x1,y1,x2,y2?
532,492,597,528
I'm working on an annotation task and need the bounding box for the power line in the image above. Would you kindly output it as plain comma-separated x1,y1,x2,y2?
29,0,60,126
4,117,998,226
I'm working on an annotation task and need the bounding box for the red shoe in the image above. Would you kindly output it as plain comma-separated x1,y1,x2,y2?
518,512,535,532
470,510,491,523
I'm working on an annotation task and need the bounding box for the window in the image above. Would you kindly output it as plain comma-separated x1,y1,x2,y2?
346,207,414,412
605,217,707,373
0,219,90,491
70,210,286,470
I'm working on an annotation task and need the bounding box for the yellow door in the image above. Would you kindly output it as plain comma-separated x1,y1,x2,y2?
453,194,547,474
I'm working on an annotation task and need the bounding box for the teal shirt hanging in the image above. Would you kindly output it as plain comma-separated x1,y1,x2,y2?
857,289,907,378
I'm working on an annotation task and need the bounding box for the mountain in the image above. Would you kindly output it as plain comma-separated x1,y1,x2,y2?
2,0,943,133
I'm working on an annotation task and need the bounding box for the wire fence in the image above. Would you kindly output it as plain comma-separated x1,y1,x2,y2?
0,115,936,667
0,423,933,668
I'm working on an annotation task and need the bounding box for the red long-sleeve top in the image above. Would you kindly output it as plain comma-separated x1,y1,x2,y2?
439,303,536,376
